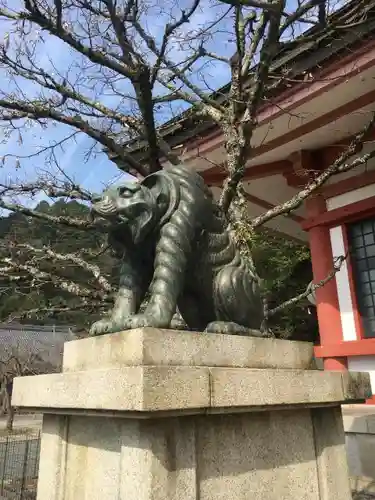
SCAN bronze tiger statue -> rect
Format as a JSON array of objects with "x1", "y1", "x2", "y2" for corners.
[{"x1": 89, "y1": 163, "x2": 267, "y2": 337}]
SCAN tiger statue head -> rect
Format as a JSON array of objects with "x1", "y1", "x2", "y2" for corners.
[{"x1": 91, "y1": 174, "x2": 180, "y2": 245}]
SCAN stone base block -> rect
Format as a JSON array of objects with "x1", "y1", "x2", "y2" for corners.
[
  {"x1": 11, "y1": 328, "x2": 371, "y2": 500},
  {"x1": 37, "y1": 407, "x2": 351, "y2": 500}
]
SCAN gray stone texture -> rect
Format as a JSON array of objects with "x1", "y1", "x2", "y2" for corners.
[
  {"x1": 62, "y1": 327, "x2": 315, "y2": 371},
  {"x1": 12, "y1": 364, "x2": 371, "y2": 413},
  {"x1": 11, "y1": 328, "x2": 368, "y2": 500},
  {"x1": 12, "y1": 329, "x2": 370, "y2": 413},
  {"x1": 312, "y1": 407, "x2": 352, "y2": 499},
  {"x1": 36, "y1": 409, "x2": 352, "y2": 500},
  {"x1": 343, "y1": 406, "x2": 375, "y2": 482}
]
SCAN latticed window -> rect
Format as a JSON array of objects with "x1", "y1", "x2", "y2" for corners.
[{"x1": 348, "y1": 216, "x2": 375, "y2": 338}]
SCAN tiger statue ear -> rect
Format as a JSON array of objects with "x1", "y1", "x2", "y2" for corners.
[{"x1": 140, "y1": 171, "x2": 180, "y2": 227}]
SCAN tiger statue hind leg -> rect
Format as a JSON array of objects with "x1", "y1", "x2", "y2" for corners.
[
  {"x1": 207, "y1": 261, "x2": 268, "y2": 336},
  {"x1": 205, "y1": 322, "x2": 268, "y2": 337},
  {"x1": 178, "y1": 264, "x2": 269, "y2": 337},
  {"x1": 179, "y1": 208, "x2": 269, "y2": 337}
]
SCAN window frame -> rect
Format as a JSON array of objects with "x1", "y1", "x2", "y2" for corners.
[{"x1": 346, "y1": 216, "x2": 375, "y2": 339}]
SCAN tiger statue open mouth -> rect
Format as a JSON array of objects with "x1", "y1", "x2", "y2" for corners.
[{"x1": 89, "y1": 163, "x2": 266, "y2": 338}]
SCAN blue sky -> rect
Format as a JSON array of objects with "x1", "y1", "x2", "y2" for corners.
[
  {"x1": 0, "y1": 0, "x2": 326, "y2": 211},
  {"x1": 0, "y1": 0, "x2": 236, "y2": 211}
]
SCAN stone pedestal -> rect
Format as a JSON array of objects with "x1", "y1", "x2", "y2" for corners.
[{"x1": 12, "y1": 328, "x2": 371, "y2": 500}]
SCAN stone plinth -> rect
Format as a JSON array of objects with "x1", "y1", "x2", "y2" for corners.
[{"x1": 12, "y1": 329, "x2": 371, "y2": 500}]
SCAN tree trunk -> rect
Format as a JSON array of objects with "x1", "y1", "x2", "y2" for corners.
[
  {"x1": 5, "y1": 391, "x2": 14, "y2": 432},
  {"x1": 6, "y1": 406, "x2": 14, "y2": 432}
]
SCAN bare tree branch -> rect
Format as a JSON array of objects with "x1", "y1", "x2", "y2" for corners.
[
  {"x1": 281, "y1": 0, "x2": 325, "y2": 33},
  {"x1": 266, "y1": 254, "x2": 346, "y2": 318},
  {"x1": 219, "y1": 0, "x2": 284, "y2": 214},
  {"x1": 219, "y1": 0, "x2": 283, "y2": 10},
  {"x1": 0, "y1": 98, "x2": 149, "y2": 176},
  {"x1": 0, "y1": 4, "x2": 136, "y2": 79},
  {"x1": 8, "y1": 302, "x2": 109, "y2": 322},
  {"x1": 0, "y1": 257, "x2": 109, "y2": 300},
  {"x1": 0, "y1": 180, "x2": 92, "y2": 201},
  {"x1": 0, "y1": 198, "x2": 98, "y2": 230},
  {"x1": 16, "y1": 243, "x2": 112, "y2": 292}
]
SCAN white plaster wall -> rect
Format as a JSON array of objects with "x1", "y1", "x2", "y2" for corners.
[
  {"x1": 348, "y1": 356, "x2": 375, "y2": 396},
  {"x1": 326, "y1": 183, "x2": 375, "y2": 211},
  {"x1": 329, "y1": 225, "x2": 358, "y2": 341}
]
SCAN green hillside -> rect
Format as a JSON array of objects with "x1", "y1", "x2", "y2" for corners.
[{"x1": 0, "y1": 199, "x2": 117, "y2": 328}]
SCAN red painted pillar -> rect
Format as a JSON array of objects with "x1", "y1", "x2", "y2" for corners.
[
  {"x1": 324, "y1": 357, "x2": 347, "y2": 370},
  {"x1": 305, "y1": 196, "x2": 347, "y2": 371}
]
